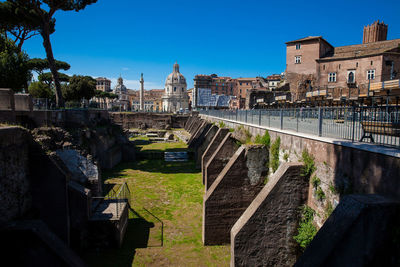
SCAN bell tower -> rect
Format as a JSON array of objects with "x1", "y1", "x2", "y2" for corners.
[{"x1": 363, "y1": 20, "x2": 388, "y2": 44}]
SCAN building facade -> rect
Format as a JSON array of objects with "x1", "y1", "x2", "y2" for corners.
[
  {"x1": 285, "y1": 21, "x2": 400, "y2": 102},
  {"x1": 162, "y1": 62, "x2": 189, "y2": 112},
  {"x1": 96, "y1": 77, "x2": 111, "y2": 92}
]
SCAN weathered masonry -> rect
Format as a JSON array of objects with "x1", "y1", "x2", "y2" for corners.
[{"x1": 185, "y1": 113, "x2": 400, "y2": 266}]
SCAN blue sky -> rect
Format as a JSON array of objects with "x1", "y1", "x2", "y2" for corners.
[{"x1": 22, "y1": 0, "x2": 400, "y2": 89}]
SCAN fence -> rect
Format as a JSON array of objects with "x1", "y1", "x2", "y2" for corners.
[
  {"x1": 200, "y1": 106, "x2": 400, "y2": 149},
  {"x1": 93, "y1": 182, "x2": 131, "y2": 219}
]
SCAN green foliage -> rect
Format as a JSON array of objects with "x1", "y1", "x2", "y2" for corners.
[
  {"x1": 301, "y1": 149, "x2": 316, "y2": 177},
  {"x1": 0, "y1": 33, "x2": 31, "y2": 92},
  {"x1": 255, "y1": 130, "x2": 270, "y2": 148},
  {"x1": 311, "y1": 175, "x2": 321, "y2": 189},
  {"x1": 28, "y1": 81, "x2": 54, "y2": 99},
  {"x1": 325, "y1": 202, "x2": 334, "y2": 219},
  {"x1": 95, "y1": 90, "x2": 118, "y2": 99},
  {"x1": 283, "y1": 152, "x2": 289, "y2": 162},
  {"x1": 294, "y1": 205, "x2": 317, "y2": 249},
  {"x1": 38, "y1": 72, "x2": 70, "y2": 85},
  {"x1": 270, "y1": 137, "x2": 281, "y2": 172},
  {"x1": 329, "y1": 183, "x2": 337, "y2": 194},
  {"x1": 218, "y1": 121, "x2": 226, "y2": 128},
  {"x1": 62, "y1": 75, "x2": 96, "y2": 101},
  {"x1": 316, "y1": 187, "x2": 326, "y2": 201},
  {"x1": 27, "y1": 58, "x2": 70, "y2": 75}
]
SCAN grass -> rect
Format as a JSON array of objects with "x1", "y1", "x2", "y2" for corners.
[
  {"x1": 131, "y1": 136, "x2": 188, "y2": 153},
  {"x1": 83, "y1": 141, "x2": 230, "y2": 267}
]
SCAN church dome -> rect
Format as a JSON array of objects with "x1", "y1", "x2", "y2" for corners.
[
  {"x1": 165, "y1": 62, "x2": 187, "y2": 87},
  {"x1": 114, "y1": 76, "x2": 127, "y2": 93}
]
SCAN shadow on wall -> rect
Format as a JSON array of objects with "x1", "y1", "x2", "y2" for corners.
[
  {"x1": 83, "y1": 208, "x2": 156, "y2": 267},
  {"x1": 332, "y1": 140, "x2": 400, "y2": 200}
]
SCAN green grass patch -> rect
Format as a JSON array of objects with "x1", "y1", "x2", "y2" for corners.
[
  {"x1": 301, "y1": 149, "x2": 316, "y2": 177},
  {"x1": 84, "y1": 155, "x2": 229, "y2": 266},
  {"x1": 270, "y1": 137, "x2": 281, "y2": 173}
]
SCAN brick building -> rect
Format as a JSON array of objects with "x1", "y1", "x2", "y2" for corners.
[
  {"x1": 285, "y1": 21, "x2": 400, "y2": 103},
  {"x1": 96, "y1": 77, "x2": 111, "y2": 92}
]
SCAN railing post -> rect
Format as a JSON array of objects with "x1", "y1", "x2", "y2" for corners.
[
  {"x1": 351, "y1": 105, "x2": 356, "y2": 142},
  {"x1": 296, "y1": 108, "x2": 299, "y2": 132},
  {"x1": 318, "y1": 107, "x2": 323, "y2": 137},
  {"x1": 259, "y1": 109, "x2": 261, "y2": 126},
  {"x1": 280, "y1": 109, "x2": 283, "y2": 130},
  {"x1": 245, "y1": 110, "x2": 248, "y2": 123},
  {"x1": 236, "y1": 109, "x2": 238, "y2": 121}
]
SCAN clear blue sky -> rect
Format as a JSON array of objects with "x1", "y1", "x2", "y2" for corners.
[{"x1": 22, "y1": 0, "x2": 400, "y2": 89}]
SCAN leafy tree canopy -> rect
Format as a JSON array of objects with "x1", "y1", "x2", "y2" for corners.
[
  {"x1": 0, "y1": 33, "x2": 31, "y2": 92},
  {"x1": 38, "y1": 72, "x2": 70, "y2": 85},
  {"x1": 63, "y1": 75, "x2": 96, "y2": 101},
  {"x1": 0, "y1": 0, "x2": 98, "y2": 107},
  {"x1": 27, "y1": 58, "x2": 70, "y2": 75},
  {"x1": 95, "y1": 90, "x2": 118, "y2": 99},
  {"x1": 28, "y1": 81, "x2": 54, "y2": 99}
]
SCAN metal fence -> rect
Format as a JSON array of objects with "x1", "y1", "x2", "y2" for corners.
[
  {"x1": 93, "y1": 182, "x2": 131, "y2": 218},
  {"x1": 200, "y1": 106, "x2": 400, "y2": 148}
]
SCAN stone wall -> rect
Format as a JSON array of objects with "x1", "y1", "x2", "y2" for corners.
[
  {"x1": 110, "y1": 112, "x2": 188, "y2": 129},
  {"x1": 0, "y1": 127, "x2": 31, "y2": 223},
  {"x1": 200, "y1": 115, "x2": 400, "y2": 200},
  {"x1": 295, "y1": 195, "x2": 400, "y2": 267},
  {"x1": 195, "y1": 125, "x2": 218, "y2": 168},
  {"x1": 203, "y1": 145, "x2": 268, "y2": 245},
  {"x1": 204, "y1": 132, "x2": 239, "y2": 190},
  {"x1": 201, "y1": 128, "x2": 230, "y2": 184},
  {"x1": 231, "y1": 163, "x2": 307, "y2": 267},
  {"x1": 14, "y1": 94, "x2": 33, "y2": 111}
]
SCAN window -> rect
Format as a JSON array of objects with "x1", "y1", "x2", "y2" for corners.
[
  {"x1": 323, "y1": 65, "x2": 325, "y2": 70},
  {"x1": 174, "y1": 87, "x2": 176, "y2": 91},
  {"x1": 296, "y1": 43, "x2": 301, "y2": 50},
  {"x1": 328, "y1": 72, "x2": 337, "y2": 82},
  {"x1": 367, "y1": 70, "x2": 375, "y2": 80},
  {"x1": 371, "y1": 61, "x2": 373, "y2": 66},
  {"x1": 339, "y1": 64, "x2": 341, "y2": 70},
  {"x1": 295, "y1": 56, "x2": 301, "y2": 64},
  {"x1": 240, "y1": 82, "x2": 242, "y2": 86},
  {"x1": 182, "y1": 88, "x2": 184, "y2": 92},
  {"x1": 347, "y1": 71, "x2": 355, "y2": 83},
  {"x1": 356, "y1": 62, "x2": 359, "y2": 68}
]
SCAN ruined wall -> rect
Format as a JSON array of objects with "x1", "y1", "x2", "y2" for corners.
[
  {"x1": 231, "y1": 163, "x2": 307, "y2": 267},
  {"x1": 203, "y1": 145, "x2": 268, "y2": 245},
  {"x1": 0, "y1": 127, "x2": 31, "y2": 223},
  {"x1": 110, "y1": 112, "x2": 188, "y2": 129}
]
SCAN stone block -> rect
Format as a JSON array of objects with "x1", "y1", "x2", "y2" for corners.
[
  {"x1": 295, "y1": 194, "x2": 400, "y2": 267},
  {"x1": 0, "y1": 88, "x2": 15, "y2": 111},
  {"x1": 195, "y1": 125, "x2": 219, "y2": 168},
  {"x1": 203, "y1": 145, "x2": 268, "y2": 245},
  {"x1": 201, "y1": 128, "x2": 230, "y2": 184},
  {"x1": 231, "y1": 163, "x2": 307, "y2": 267},
  {"x1": 189, "y1": 116, "x2": 202, "y2": 135},
  {"x1": 204, "y1": 132, "x2": 239, "y2": 190},
  {"x1": 14, "y1": 94, "x2": 33, "y2": 111},
  {"x1": 189, "y1": 122, "x2": 212, "y2": 150},
  {"x1": 188, "y1": 120, "x2": 205, "y2": 144}
]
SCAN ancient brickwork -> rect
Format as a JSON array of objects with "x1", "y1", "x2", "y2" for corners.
[
  {"x1": 195, "y1": 125, "x2": 218, "y2": 168},
  {"x1": 203, "y1": 145, "x2": 268, "y2": 245},
  {"x1": 204, "y1": 132, "x2": 239, "y2": 190},
  {"x1": 295, "y1": 195, "x2": 400, "y2": 267},
  {"x1": 231, "y1": 163, "x2": 307, "y2": 267}
]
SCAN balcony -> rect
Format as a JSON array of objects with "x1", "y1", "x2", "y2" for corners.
[{"x1": 306, "y1": 90, "x2": 327, "y2": 98}]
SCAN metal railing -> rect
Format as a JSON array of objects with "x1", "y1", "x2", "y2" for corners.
[
  {"x1": 200, "y1": 106, "x2": 400, "y2": 148},
  {"x1": 93, "y1": 182, "x2": 131, "y2": 218}
]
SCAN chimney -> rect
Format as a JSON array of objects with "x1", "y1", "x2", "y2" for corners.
[{"x1": 363, "y1": 20, "x2": 388, "y2": 44}]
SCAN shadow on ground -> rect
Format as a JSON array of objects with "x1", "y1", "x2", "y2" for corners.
[
  {"x1": 102, "y1": 160, "x2": 199, "y2": 182},
  {"x1": 83, "y1": 209, "x2": 156, "y2": 267}
]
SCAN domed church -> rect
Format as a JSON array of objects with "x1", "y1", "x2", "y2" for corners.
[{"x1": 162, "y1": 62, "x2": 189, "y2": 112}]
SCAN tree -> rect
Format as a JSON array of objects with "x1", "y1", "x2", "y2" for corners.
[
  {"x1": 1, "y1": 0, "x2": 98, "y2": 108},
  {"x1": 39, "y1": 72, "x2": 70, "y2": 87},
  {"x1": 0, "y1": 1, "x2": 41, "y2": 52},
  {"x1": 28, "y1": 81, "x2": 54, "y2": 99},
  {"x1": 95, "y1": 90, "x2": 118, "y2": 108},
  {"x1": 0, "y1": 33, "x2": 31, "y2": 92},
  {"x1": 63, "y1": 75, "x2": 96, "y2": 101},
  {"x1": 27, "y1": 57, "x2": 70, "y2": 76}
]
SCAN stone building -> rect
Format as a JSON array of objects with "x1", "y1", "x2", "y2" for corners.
[
  {"x1": 112, "y1": 77, "x2": 130, "y2": 110},
  {"x1": 285, "y1": 21, "x2": 400, "y2": 102},
  {"x1": 162, "y1": 62, "x2": 189, "y2": 112},
  {"x1": 96, "y1": 77, "x2": 111, "y2": 92}
]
